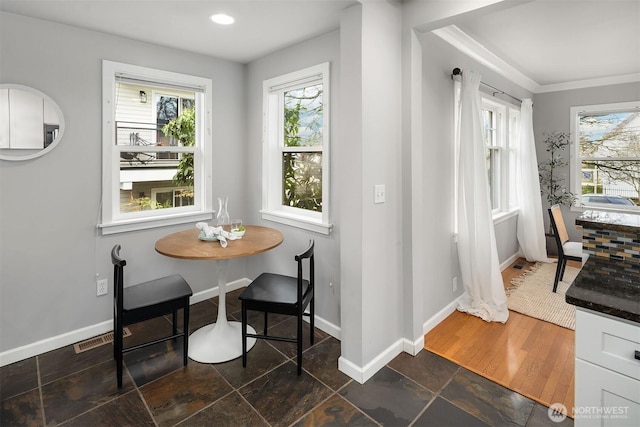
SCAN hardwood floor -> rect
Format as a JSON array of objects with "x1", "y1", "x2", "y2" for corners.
[{"x1": 424, "y1": 258, "x2": 580, "y2": 415}]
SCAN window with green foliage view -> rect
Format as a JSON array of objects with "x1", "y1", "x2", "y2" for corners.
[
  {"x1": 283, "y1": 84, "x2": 323, "y2": 212},
  {"x1": 101, "y1": 60, "x2": 213, "y2": 234},
  {"x1": 262, "y1": 63, "x2": 331, "y2": 234}
]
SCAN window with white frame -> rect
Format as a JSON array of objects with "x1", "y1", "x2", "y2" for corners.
[
  {"x1": 571, "y1": 101, "x2": 640, "y2": 211},
  {"x1": 261, "y1": 63, "x2": 331, "y2": 234},
  {"x1": 453, "y1": 83, "x2": 520, "y2": 224},
  {"x1": 481, "y1": 98, "x2": 519, "y2": 216},
  {"x1": 100, "y1": 61, "x2": 213, "y2": 234}
]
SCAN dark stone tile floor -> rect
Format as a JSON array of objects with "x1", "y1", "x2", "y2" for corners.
[{"x1": 1, "y1": 289, "x2": 573, "y2": 426}]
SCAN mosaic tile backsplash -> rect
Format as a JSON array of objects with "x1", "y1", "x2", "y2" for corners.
[{"x1": 582, "y1": 228, "x2": 640, "y2": 263}]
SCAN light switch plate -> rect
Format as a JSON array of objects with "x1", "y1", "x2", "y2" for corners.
[{"x1": 374, "y1": 184, "x2": 385, "y2": 204}]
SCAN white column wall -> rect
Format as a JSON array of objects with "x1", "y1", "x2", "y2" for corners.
[{"x1": 338, "y1": 1, "x2": 403, "y2": 381}]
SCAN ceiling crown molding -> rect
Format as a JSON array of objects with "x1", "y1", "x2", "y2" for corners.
[
  {"x1": 432, "y1": 25, "x2": 539, "y2": 93},
  {"x1": 432, "y1": 25, "x2": 640, "y2": 94},
  {"x1": 536, "y1": 73, "x2": 640, "y2": 94}
]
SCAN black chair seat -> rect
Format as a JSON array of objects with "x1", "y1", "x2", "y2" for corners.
[
  {"x1": 238, "y1": 240, "x2": 315, "y2": 375},
  {"x1": 239, "y1": 273, "x2": 309, "y2": 306},
  {"x1": 111, "y1": 244, "x2": 193, "y2": 388},
  {"x1": 124, "y1": 274, "x2": 192, "y2": 312}
]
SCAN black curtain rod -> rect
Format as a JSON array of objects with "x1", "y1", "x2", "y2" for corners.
[{"x1": 451, "y1": 68, "x2": 522, "y2": 104}]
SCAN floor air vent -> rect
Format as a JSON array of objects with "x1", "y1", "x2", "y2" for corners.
[
  {"x1": 512, "y1": 263, "x2": 526, "y2": 270},
  {"x1": 74, "y1": 328, "x2": 132, "y2": 354}
]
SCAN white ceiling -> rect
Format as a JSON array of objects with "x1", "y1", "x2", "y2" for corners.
[
  {"x1": 0, "y1": 0, "x2": 358, "y2": 64},
  {"x1": 1, "y1": 0, "x2": 639, "y2": 90},
  {"x1": 455, "y1": 0, "x2": 640, "y2": 88}
]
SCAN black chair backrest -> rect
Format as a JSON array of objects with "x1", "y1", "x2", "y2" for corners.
[
  {"x1": 111, "y1": 244, "x2": 126, "y2": 267},
  {"x1": 111, "y1": 244, "x2": 126, "y2": 311},
  {"x1": 295, "y1": 240, "x2": 314, "y2": 304}
]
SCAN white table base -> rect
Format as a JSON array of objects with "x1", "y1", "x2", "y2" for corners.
[
  {"x1": 188, "y1": 259, "x2": 257, "y2": 363},
  {"x1": 189, "y1": 320, "x2": 256, "y2": 363}
]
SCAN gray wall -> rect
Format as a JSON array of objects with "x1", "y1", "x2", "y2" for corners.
[
  {"x1": 244, "y1": 30, "x2": 343, "y2": 330},
  {"x1": 0, "y1": 12, "x2": 247, "y2": 352},
  {"x1": 338, "y1": 1, "x2": 404, "y2": 369},
  {"x1": 417, "y1": 31, "x2": 531, "y2": 321},
  {"x1": 532, "y1": 82, "x2": 640, "y2": 241},
  {"x1": 0, "y1": 11, "x2": 345, "y2": 358},
  {"x1": 5, "y1": 0, "x2": 625, "y2": 378}
]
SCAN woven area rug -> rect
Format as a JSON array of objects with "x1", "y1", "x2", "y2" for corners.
[{"x1": 507, "y1": 262, "x2": 579, "y2": 330}]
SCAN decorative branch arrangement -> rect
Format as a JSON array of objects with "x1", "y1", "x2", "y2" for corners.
[{"x1": 539, "y1": 131, "x2": 576, "y2": 207}]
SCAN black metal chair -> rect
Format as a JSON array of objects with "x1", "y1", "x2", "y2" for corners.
[
  {"x1": 548, "y1": 205, "x2": 584, "y2": 292},
  {"x1": 238, "y1": 240, "x2": 315, "y2": 375},
  {"x1": 111, "y1": 244, "x2": 193, "y2": 388}
]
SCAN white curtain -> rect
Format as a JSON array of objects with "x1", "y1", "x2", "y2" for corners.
[
  {"x1": 516, "y1": 99, "x2": 550, "y2": 262},
  {"x1": 456, "y1": 70, "x2": 509, "y2": 323}
]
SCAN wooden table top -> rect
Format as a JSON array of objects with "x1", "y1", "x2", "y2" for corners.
[{"x1": 155, "y1": 225, "x2": 283, "y2": 260}]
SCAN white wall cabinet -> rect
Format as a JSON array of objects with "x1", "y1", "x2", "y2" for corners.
[
  {"x1": 574, "y1": 308, "x2": 640, "y2": 426},
  {"x1": 0, "y1": 87, "x2": 58, "y2": 150}
]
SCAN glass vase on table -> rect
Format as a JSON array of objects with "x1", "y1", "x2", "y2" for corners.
[{"x1": 216, "y1": 197, "x2": 230, "y2": 232}]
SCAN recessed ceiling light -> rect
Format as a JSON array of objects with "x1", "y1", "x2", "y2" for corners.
[{"x1": 210, "y1": 13, "x2": 235, "y2": 25}]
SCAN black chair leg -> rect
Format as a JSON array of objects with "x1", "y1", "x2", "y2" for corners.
[
  {"x1": 242, "y1": 304, "x2": 247, "y2": 368},
  {"x1": 263, "y1": 311, "x2": 268, "y2": 335},
  {"x1": 173, "y1": 310, "x2": 178, "y2": 336},
  {"x1": 553, "y1": 258, "x2": 564, "y2": 293},
  {"x1": 182, "y1": 302, "x2": 189, "y2": 366},
  {"x1": 310, "y1": 296, "x2": 315, "y2": 346},
  {"x1": 559, "y1": 259, "x2": 568, "y2": 282},
  {"x1": 115, "y1": 322, "x2": 124, "y2": 389},
  {"x1": 297, "y1": 313, "x2": 303, "y2": 376},
  {"x1": 113, "y1": 316, "x2": 118, "y2": 360}
]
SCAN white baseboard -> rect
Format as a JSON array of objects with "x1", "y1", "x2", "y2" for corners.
[
  {"x1": 423, "y1": 294, "x2": 463, "y2": 336},
  {"x1": 305, "y1": 313, "x2": 341, "y2": 341},
  {"x1": 0, "y1": 278, "x2": 246, "y2": 367},
  {"x1": 336, "y1": 294, "x2": 468, "y2": 384},
  {"x1": 402, "y1": 335, "x2": 425, "y2": 356},
  {"x1": 500, "y1": 251, "x2": 523, "y2": 271},
  {"x1": 338, "y1": 338, "x2": 404, "y2": 384},
  {"x1": 0, "y1": 320, "x2": 113, "y2": 367},
  {"x1": 0, "y1": 278, "x2": 340, "y2": 367}
]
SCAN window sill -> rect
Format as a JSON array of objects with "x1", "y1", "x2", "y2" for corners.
[
  {"x1": 260, "y1": 210, "x2": 332, "y2": 235},
  {"x1": 99, "y1": 211, "x2": 214, "y2": 235},
  {"x1": 493, "y1": 208, "x2": 519, "y2": 225}
]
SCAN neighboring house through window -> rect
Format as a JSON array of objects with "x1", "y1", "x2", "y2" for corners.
[
  {"x1": 571, "y1": 101, "x2": 640, "y2": 211},
  {"x1": 261, "y1": 63, "x2": 331, "y2": 234},
  {"x1": 100, "y1": 61, "x2": 213, "y2": 234}
]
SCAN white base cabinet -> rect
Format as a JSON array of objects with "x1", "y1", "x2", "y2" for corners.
[{"x1": 574, "y1": 309, "x2": 640, "y2": 427}]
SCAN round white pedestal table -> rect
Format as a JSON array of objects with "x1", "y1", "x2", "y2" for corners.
[{"x1": 155, "y1": 225, "x2": 283, "y2": 363}]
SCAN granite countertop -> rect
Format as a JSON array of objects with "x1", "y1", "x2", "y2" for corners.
[
  {"x1": 566, "y1": 256, "x2": 640, "y2": 323},
  {"x1": 576, "y1": 209, "x2": 640, "y2": 233}
]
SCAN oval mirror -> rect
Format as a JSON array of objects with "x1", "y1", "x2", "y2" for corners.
[{"x1": 0, "y1": 84, "x2": 65, "y2": 161}]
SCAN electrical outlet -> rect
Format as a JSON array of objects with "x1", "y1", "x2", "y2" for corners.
[
  {"x1": 452, "y1": 277, "x2": 458, "y2": 293},
  {"x1": 97, "y1": 279, "x2": 108, "y2": 296}
]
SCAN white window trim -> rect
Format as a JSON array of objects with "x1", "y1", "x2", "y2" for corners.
[
  {"x1": 482, "y1": 96, "x2": 520, "y2": 219},
  {"x1": 99, "y1": 60, "x2": 213, "y2": 235},
  {"x1": 483, "y1": 99, "x2": 505, "y2": 214},
  {"x1": 261, "y1": 62, "x2": 332, "y2": 235},
  {"x1": 453, "y1": 83, "x2": 520, "y2": 229},
  {"x1": 570, "y1": 101, "x2": 640, "y2": 213}
]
